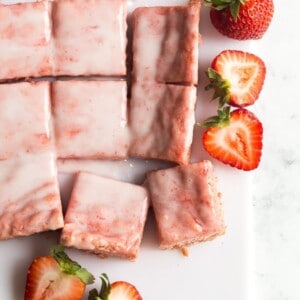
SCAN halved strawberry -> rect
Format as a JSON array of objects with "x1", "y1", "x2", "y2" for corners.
[
  {"x1": 206, "y1": 50, "x2": 266, "y2": 107},
  {"x1": 202, "y1": 109, "x2": 263, "y2": 171},
  {"x1": 89, "y1": 273, "x2": 142, "y2": 300},
  {"x1": 110, "y1": 281, "x2": 142, "y2": 300},
  {"x1": 24, "y1": 246, "x2": 94, "y2": 300}
]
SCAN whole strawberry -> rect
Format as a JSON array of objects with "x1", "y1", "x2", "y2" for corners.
[{"x1": 205, "y1": 0, "x2": 274, "y2": 40}]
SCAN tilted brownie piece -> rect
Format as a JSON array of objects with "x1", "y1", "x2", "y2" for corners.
[
  {"x1": 61, "y1": 172, "x2": 149, "y2": 260},
  {"x1": 53, "y1": 0, "x2": 127, "y2": 76},
  {"x1": 129, "y1": 82, "x2": 196, "y2": 165},
  {"x1": 0, "y1": 82, "x2": 52, "y2": 160},
  {"x1": 147, "y1": 161, "x2": 225, "y2": 250},
  {"x1": 132, "y1": 3, "x2": 200, "y2": 85},
  {"x1": 0, "y1": 152, "x2": 64, "y2": 240},
  {"x1": 0, "y1": 1, "x2": 53, "y2": 81},
  {"x1": 52, "y1": 80, "x2": 129, "y2": 159}
]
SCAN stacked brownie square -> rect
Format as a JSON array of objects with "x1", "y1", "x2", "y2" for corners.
[
  {"x1": 0, "y1": 2, "x2": 52, "y2": 81},
  {"x1": 52, "y1": 0, "x2": 127, "y2": 77},
  {"x1": 52, "y1": 81, "x2": 129, "y2": 160},
  {"x1": 61, "y1": 172, "x2": 149, "y2": 260}
]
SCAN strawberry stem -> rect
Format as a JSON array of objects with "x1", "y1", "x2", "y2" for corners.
[
  {"x1": 88, "y1": 274, "x2": 111, "y2": 300},
  {"x1": 199, "y1": 106, "x2": 231, "y2": 128},
  {"x1": 205, "y1": 68, "x2": 231, "y2": 107},
  {"x1": 50, "y1": 245, "x2": 95, "y2": 285},
  {"x1": 204, "y1": 0, "x2": 245, "y2": 20},
  {"x1": 199, "y1": 68, "x2": 232, "y2": 128}
]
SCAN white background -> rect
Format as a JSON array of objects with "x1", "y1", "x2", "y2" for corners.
[{"x1": 251, "y1": 1, "x2": 300, "y2": 299}]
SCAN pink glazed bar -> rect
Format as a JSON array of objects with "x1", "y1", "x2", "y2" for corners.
[
  {"x1": 132, "y1": 3, "x2": 200, "y2": 84},
  {"x1": 0, "y1": 81, "x2": 63, "y2": 239},
  {"x1": 53, "y1": 0, "x2": 127, "y2": 76},
  {"x1": 0, "y1": 82, "x2": 52, "y2": 160},
  {"x1": 147, "y1": 161, "x2": 225, "y2": 250},
  {"x1": 61, "y1": 172, "x2": 149, "y2": 260},
  {"x1": 52, "y1": 80, "x2": 129, "y2": 159},
  {"x1": 129, "y1": 82, "x2": 197, "y2": 165},
  {"x1": 0, "y1": 152, "x2": 64, "y2": 240},
  {"x1": 0, "y1": 1, "x2": 53, "y2": 81}
]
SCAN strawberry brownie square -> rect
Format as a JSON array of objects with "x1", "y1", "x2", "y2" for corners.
[
  {"x1": 132, "y1": 3, "x2": 200, "y2": 84},
  {"x1": 53, "y1": 0, "x2": 127, "y2": 76},
  {"x1": 0, "y1": 1, "x2": 52, "y2": 81},
  {"x1": 61, "y1": 172, "x2": 149, "y2": 260},
  {"x1": 147, "y1": 161, "x2": 225, "y2": 250},
  {"x1": 0, "y1": 152, "x2": 64, "y2": 240},
  {"x1": 52, "y1": 80, "x2": 129, "y2": 159},
  {"x1": 129, "y1": 82, "x2": 197, "y2": 165},
  {"x1": 0, "y1": 82, "x2": 52, "y2": 160}
]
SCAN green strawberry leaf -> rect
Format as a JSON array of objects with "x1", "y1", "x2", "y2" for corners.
[
  {"x1": 205, "y1": 68, "x2": 231, "y2": 107},
  {"x1": 50, "y1": 245, "x2": 95, "y2": 285},
  {"x1": 99, "y1": 274, "x2": 111, "y2": 300},
  {"x1": 199, "y1": 68, "x2": 233, "y2": 128},
  {"x1": 88, "y1": 289, "x2": 102, "y2": 300},
  {"x1": 88, "y1": 274, "x2": 111, "y2": 300},
  {"x1": 199, "y1": 106, "x2": 231, "y2": 128},
  {"x1": 204, "y1": 0, "x2": 245, "y2": 20}
]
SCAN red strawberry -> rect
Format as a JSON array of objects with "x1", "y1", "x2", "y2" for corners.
[
  {"x1": 205, "y1": 0, "x2": 274, "y2": 40},
  {"x1": 24, "y1": 246, "x2": 94, "y2": 300},
  {"x1": 202, "y1": 109, "x2": 263, "y2": 171},
  {"x1": 89, "y1": 273, "x2": 142, "y2": 300},
  {"x1": 110, "y1": 282, "x2": 142, "y2": 300},
  {"x1": 206, "y1": 50, "x2": 266, "y2": 107}
]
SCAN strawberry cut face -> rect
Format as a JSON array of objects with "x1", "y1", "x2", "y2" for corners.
[
  {"x1": 88, "y1": 274, "x2": 143, "y2": 300},
  {"x1": 203, "y1": 109, "x2": 263, "y2": 171},
  {"x1": 110, "y1": 281, "x2": 143, "y2": 300},
  {"x1": 212, "y1": 50, "x2": 266, "y2": 107},
  {"x1": 25, "y1": 256, "x2": 86, "y2": 300},
  {"x1": 24, "y1": 246, "x2": 94, "y2": 300},
  {"x1": 229, "y1": 65, "x2": 258, "y2": 92}
]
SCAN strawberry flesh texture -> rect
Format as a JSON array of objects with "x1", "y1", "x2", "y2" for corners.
[
  {"x1": 203, "y1": 109, "x2": 263, "y2": 171},
  {"x1": 212, "y1": 50, "x2": 266, "y2": 107},
  {"x1": 24, "y1": 256, "x2": 85, "y2": 300},
  {"x1": 210, "y1": 0, "x2": 274, "y2": 40},
  {"x1": 109, "y1": 281, "x2": 142, "y2": 300}
]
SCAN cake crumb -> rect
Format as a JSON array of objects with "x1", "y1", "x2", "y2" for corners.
[{"x1": 181, "y1": 247, "x2": 189, "y2": 257}]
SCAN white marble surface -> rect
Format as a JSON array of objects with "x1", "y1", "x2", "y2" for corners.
[{"x1": 251, "y1": 1, "x2": 300, "y2": 299}]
